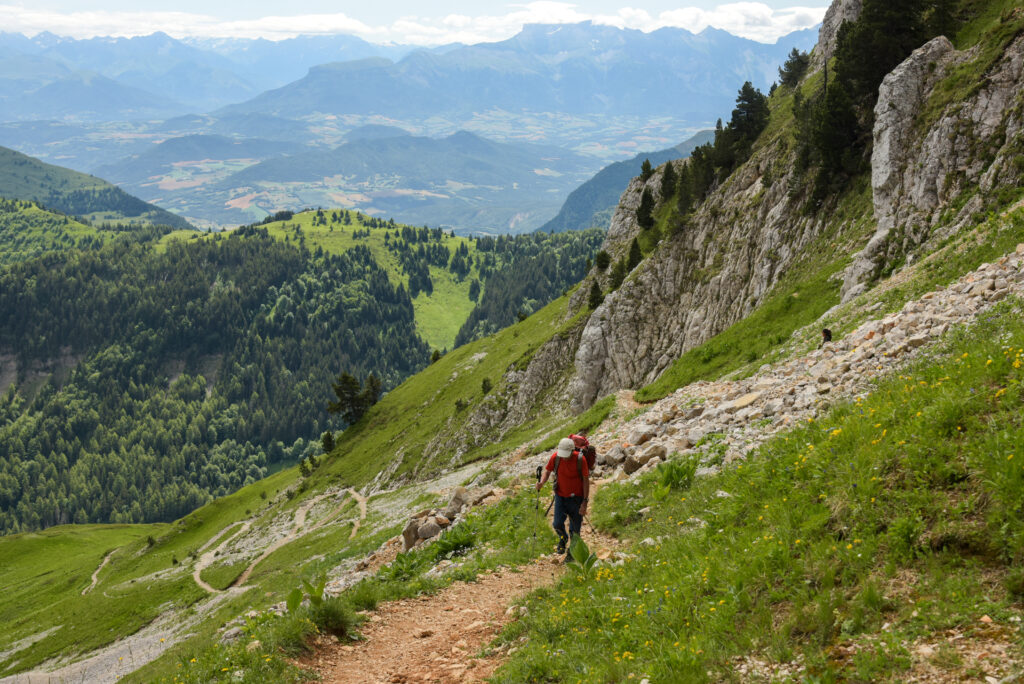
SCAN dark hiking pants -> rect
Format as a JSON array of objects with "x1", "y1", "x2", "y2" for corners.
[{"x1": 552, "y1": 495, "x2": 582, "y2": 550}]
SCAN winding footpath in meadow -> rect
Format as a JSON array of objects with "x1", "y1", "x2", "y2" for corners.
[
  {"x1": 81, "y1": 549, "x2": 116, "y2": 596},
  {"x1": 193, "y1": 521, "x2": 252, "y2": 593}
]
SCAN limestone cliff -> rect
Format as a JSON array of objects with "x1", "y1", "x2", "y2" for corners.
[
  {"x1": 843, "y1": 28, "x2": 1024, "y2": 299},
  {"x1": 413, "y1": 0, "x2": 1024, "y2": 466}
]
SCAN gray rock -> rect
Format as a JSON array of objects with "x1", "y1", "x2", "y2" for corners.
[
  {"x1": 221, "y1": 627, "x2": 243, "y2": 643},
  {"x1": 443, "y1": 486, "x2": 468, "y2": 520},
  {"x1": 623, "y1": 450, "x2": 655, "y2": 475},
  {"x1": 417, "y1": 520, "x2": 442, "y2": 540},
  {"x1": 627, "y1": 427, "x2": 655, "y2": 445},
  {"x1": 603, "y1": 445, "x2": 626, "y2": 466},
  {"x1": 640, "y1": 443, "x2": 668, "y2": 461},
  {"x1": 402, "y1": 518, "x2": 420, "y2": 552},
  {"x1": 682, "y1": 405, "x2": 705, "y2": 420}
]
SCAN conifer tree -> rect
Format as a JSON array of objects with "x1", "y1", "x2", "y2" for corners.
[
  {"x1": 640, "y1": 158, "x2": 653, "y2": 182},
  {"x1": 588, "y1": 280, "x2": 604, "y2": 309},
  {"x1": 636, "y1": 188, "x2": 655, "y2": 230},
  {"x1": 778, "y1": 48, "x2": 810, "y2": 88},
  {"x1": 627, "y1": 238, "x2": 642, "y2": 271},
  {"x1": 659, "y1": 161, "x2": 676, "y2": 202},
  {"x1": 609, "y1": 258, "x2": 627, "y2": 290}
]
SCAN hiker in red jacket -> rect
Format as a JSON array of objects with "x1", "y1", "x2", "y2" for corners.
[{"x1": 536, "y1": 437, "x2": 590, "y2": 556}]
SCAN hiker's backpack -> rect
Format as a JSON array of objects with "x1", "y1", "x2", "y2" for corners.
[
  {"x1": 570, "y1": 434, "x2": 597, "y2": 470},
  {"x1": 582, "y1": 446, "x2": 597, "y2": 470}
]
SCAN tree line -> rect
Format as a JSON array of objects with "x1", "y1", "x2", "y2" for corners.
[{"x1": 0, "y1": 227, "x2": 428, "y2": 533}]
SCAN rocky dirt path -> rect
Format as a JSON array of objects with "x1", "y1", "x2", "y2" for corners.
[
  {"x1": 310, "y1": 488, "x2": 620, "y2": 684},
  {"x1": 231, "y1": 493, "x2": 331, "y2": 588},
  {"x1": 81, "y1": 549, "x2": 116, "y2": 596},
  {"x1": 309, "y1": 562, "x2": 559, "y2": 684},
  {"x1": 347, "y1": 488, "x2": 367, "y2": 540},
  {"x1": 193, "y1": 520, "x2": 251, "y2": 593}
]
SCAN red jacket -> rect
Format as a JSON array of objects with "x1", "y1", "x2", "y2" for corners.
[{"x1": 546, "y1": 451, "x2": 589, "y2": 498}]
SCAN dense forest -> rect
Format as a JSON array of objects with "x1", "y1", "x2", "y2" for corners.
[
  {"x1": 0, "y1": 202, "x2": 604, "y2": 533},
  {"x1": 455, "y1": 230, "x2": 605, "y2": 345},
  {"x1": 0, "y1": 227, "x2": 428, "y2": 532}
]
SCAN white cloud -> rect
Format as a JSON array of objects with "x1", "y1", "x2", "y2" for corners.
[{"x1": 0, "y1": 2, "x2": 826, "y2": 44}]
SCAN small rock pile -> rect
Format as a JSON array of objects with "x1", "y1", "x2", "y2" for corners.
[{"x1": 400, "y1": 486, "x2": 507, "y2": 552}]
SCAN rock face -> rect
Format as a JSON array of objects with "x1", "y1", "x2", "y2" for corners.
[
  {"x1": 575, "y1": 245, "x2": 1024, "y2": 484},
  {"x1": 843, "y1": 32, "x2": 1024, "y2": 300},
  {"x1": 387, "y1": 0, "x2": 1024, "y2": 485},
  {"x1": 809, "y1": 0, "x2": 863, "y2": 70},
  {"x1": 567, "y1": 145, "x2": 832, "y2": 410}
]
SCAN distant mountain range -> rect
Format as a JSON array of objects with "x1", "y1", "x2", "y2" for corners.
[
  {"x1": 539, "y1": 129, "x2": 716, "y2": 233},
  {"x1": 220, "y1": 23, "x2": 816, "y2": 123},
  {"x1": 0, "y1": 31, "x2": 413, "y2": 117},
  {"x1": 0, "y1": 22, "x2": 816, "y2": 231},
  {"x1": 0, "y1": 145, "x2": 191, "y2": 229},
  {"x1": 0, "y1": 23, "x2": 814, "y2": 124}
]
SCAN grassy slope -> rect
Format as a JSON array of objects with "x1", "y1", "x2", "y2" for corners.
[
  {"x1": 314, "y1": 286, "x2": 591, "y2": 489},
  {"x1": 262, "y1": 212, "x2": 479, "y2": 352},
  {"x1": 0, "y1": 145, "x2": 190, "y2": 229},
  {"x1": 164, "y1": 211, "x2": 483, "y2": 351},
  {"x1": 0, "y1": 200, "x2": 111, "y2": 263},
  {"x1": 494, "y1": 297, "x2": 1024, "y2": 682},
  {"x1": 0, "y1": 470, "x2": 296, "y2": 674}
]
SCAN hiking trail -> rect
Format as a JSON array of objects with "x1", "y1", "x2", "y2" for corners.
[
  {"x1": 310, "y1": 496, "x2": 619, "y2": 684},
  {"x1": 230, "y1": 493, "x2": 331, "y2": 589},
  {"x1": 81, "y1": 549, "x2": 116, "y2": 596},
  {"x1": 347, "y1": 488, "x2": 367, "y2": 539},
  {"x1": 193, "y1": 521, "x2": 251, "y2": 593}
]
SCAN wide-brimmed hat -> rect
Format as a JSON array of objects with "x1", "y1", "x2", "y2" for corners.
[{"x1": 556, "y1": 437, "x2": 575, "y2": 458}]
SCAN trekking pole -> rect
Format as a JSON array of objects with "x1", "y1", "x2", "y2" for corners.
[{"x1": 533, "y1": 466, "x2": 542, "y2": 547}]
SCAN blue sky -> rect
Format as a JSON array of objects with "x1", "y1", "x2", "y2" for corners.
[{"x1": 0, "y1": 1, "x2": 828, "y2": 44}]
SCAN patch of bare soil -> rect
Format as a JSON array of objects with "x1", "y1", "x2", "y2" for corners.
[
  {"x1": 306, "y1": 562, "x2": 560, "y2": 684},
  {"x1": 901, "y1": 620, "x2": 1023, "y2": 683}
]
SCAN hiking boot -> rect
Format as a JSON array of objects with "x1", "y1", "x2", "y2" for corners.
[{"x1": 556, "y1": 540, "x2": 566, "y2": 555}]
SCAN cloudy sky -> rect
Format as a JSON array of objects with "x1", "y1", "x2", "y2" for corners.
[{"x1": 0, "y1": 1, "x2": 828, "y2": 44}]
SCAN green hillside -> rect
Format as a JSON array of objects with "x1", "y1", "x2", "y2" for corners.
[
  {"x1": 258, "y1": 210, "x2": 479, "y2": 351},
  {"x1": 0, "y1": 198, "x2": 116, "y2": 264},
  {"x1": 0, "y1": 145, "x2": 192, "y2": 229},
  {"x1": 180, "y1": 208, "x2": 604, "y2": 351}
]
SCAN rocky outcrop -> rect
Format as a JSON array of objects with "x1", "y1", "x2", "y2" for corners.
[
  {"x1": 842, "y1": 36, "x2": 959, "y2": 300},
  {"x1": 568, "y1": 143, "x2": 834, "y2": 409},
  {"x1": 488, "y1": 244, "x2": 1024, "y2": 488},
  {"x1": 809, "y1": 0, "x2": 862, "y2": 71},
  {"x1": 843, "y1": 31, "x2": 1024, "y2": 300}
]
